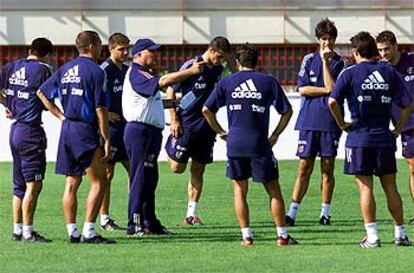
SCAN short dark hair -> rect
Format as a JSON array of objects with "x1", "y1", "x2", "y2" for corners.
[
  {"x1": 108, "y1": 33, "x2": 130, "y2": 49},
  {"x1": 75, "y1": 30, "x2": 101, "y2": 53},
  {"x1": 350, "y1": 31, "x2": 379, "y2": 59},
  {"x1": 315, "y1": 18, "x2": 338, "y2": 39},
  {"x1": 30, "y1": 38, "x2": 53, "y2": 57},
  {"x1": 235, "y1": 43, "x2": 258, "y2": 69},
  {"x1": 376, "y1": 30, "x2": 397, "y2": 45},
  {"x1": 209, "y1": 36, "x2": 231, "y2": 54}
]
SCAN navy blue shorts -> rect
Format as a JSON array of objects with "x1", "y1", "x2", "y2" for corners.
[
  {"x1": 226, "y1": 155, "x2": 279, "y2": 183},
  {"x1": 56, "y1": 120, "x2": 99, "y2": 176},
  {"x1": 296, "y1": 130, "x2": 340, "y2": 158},
  {"x1": 165, "y1": 131, "x2": 215, "y2": 164},
  {"x1": 344, "y1": 146, "x2": 397, "y2": 176},
  {"x1": 108, "y1": 123, "x2": 128, "y2": 164},
  {"x1": 401, "y1": 131, "x2": 414, "y2": 158},
  {"x1": 10, "y1": 122, "x2": 46, "y2": 198}
]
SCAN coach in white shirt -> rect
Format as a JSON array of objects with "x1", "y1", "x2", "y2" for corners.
[{"x1": 123, "y1": 38, "x2": 205, "y2": 236}]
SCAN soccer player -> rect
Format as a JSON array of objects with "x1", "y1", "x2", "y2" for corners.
[
  {"x1": 202, "y1": 43, "x2": 298, "y2": 246},
  {"x1": 37, "y1": 31, "x2": 115, "y2": 244},
  {"x1": 0, "y1": 38, "x2": 53, "y2": 243},
  {"x1": 165, "y1": 36, "x2": 231, "y2": 225},
  {"x1": 286, "y1": 18, "x2": 344, "y2": 226},
  {"x1": 329, "y1": 31, "x2": 412, "y2": 248},
  {"x1": 99, "y1": 32, "x2": 130, "y2": 230},
  {"x1": 376, "y1": 30, "x2": 414, "y2": 224},
  {"x1": 123, "y1": 38, "x2": 205, "y2": 236}
]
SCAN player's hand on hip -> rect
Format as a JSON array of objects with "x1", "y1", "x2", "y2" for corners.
[
  {"x1": 170, "y1": 119, "x2": 182, "y2": 138},
  {"x1": 340, "y1": 122, "x2": 352, "y2": 132},
  {"x1": 391, "y1": 128, "x2": 401, "y2": 138},
  {"x1": 101, "y1": 140, "x2": 111, "y2": 162},
  {"x1": 218, "y1": 131, "x2": 228, "y2": 141}
]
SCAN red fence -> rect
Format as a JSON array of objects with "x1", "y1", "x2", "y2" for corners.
[{"x1": 1, "y1": 44, "x2": 413, "y2": 86}]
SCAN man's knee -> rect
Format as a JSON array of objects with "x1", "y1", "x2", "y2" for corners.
[{"x1": 168, "y1": 159, "x2": 186, "y2": 174}]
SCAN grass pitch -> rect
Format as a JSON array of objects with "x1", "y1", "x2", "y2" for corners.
[{"x1": 0, "y1": 160, "x2": 413, "y2": 273}]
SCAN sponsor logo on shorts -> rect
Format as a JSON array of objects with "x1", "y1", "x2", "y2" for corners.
[
  {"x1": 34, "y1": 173, "x2": 43, "y2": 181},
  {"x1": 144, "y1": 155, "x2": 156, "y2": 167},
  {"x1": 175, "y1": 151, "x2": 183, "y2": 159},
  {"x1": 345, "y1": 147, "x2": 352, "y2": 163},
  {"x1": 176, "y1": 144, "x2": 187, "y2": 152},
  {"x1": 147, "y1": 154, "x2": 155, "y2": 162}
]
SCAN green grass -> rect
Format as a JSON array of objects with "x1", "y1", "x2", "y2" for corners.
[{"x1": 1, "y1": 160, "x2": 413, "y2": 273}]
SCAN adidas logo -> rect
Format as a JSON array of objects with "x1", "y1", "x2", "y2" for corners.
[
  {"x1": 61, "y1": 65, "x2": 81, "y2": 84},
  {"x1": 9, "y1": 67, "x2": 29, "y2": 87},
  {"x1": 231, "y1": 79, "x2": 262, "y2": 99},
  {"x1": 114, "y1": 79, "x2": 120, "y2": 85},
  {"x1": 361, "y1": 71, "x2": 389, "y2": 90}
]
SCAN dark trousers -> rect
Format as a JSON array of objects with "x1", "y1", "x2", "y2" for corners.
[{"x1": 124, "y1": 122, "x2": 162, "y2": 228}]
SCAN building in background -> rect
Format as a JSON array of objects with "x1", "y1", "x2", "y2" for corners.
[
  {"x1": 1, "y1": 0, "x2": 413, "y2": 85},
  {"x1": 0, "y1": 0, "x2": 413, "y2": 161}
]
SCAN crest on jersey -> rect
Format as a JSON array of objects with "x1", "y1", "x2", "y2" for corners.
[{"x1": 175, "y1": 151, "x2": 183, "y2": 159}]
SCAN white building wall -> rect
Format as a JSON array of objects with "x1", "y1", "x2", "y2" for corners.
[{"x1": 1, "y1": 9, "x2": 413, "y2": 45}]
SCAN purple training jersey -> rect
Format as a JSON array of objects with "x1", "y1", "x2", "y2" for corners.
[
  {"x1": 331, "y1": 60, "x2": 412, "y2": 148},
  {"x1": 295, "y1": 51, "x2": 344, "y2": 132},
  {"x1": 205, "y1": 70, "x2": 292, "y2": 157},
  {"x1": 100, "y1": 58, "x2": 128, "y2": 124},
  {"x1": 1, "y1": 59, "x2": 51, "y2": 124},
  {"x1": 174, "y1": 56, "x2": 223, "y2": 133},
  {"x1": 39, "y1": 56, "x2": 107, "y2": 125},
  {"x1": 390, "y1": 52, "x2": 414, "y2": 132}
]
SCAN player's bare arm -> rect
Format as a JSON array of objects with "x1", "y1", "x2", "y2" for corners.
[
  {"x1": 328, "y1": 97, "x2": 351, "y2": 131},
  {"x1": 298, "y1": 86, "x2": 330, "y2": 97},
  {"x1": 96, "y1": 107, "x2": 110, "y2": 162},
  {"x1": 268, "y1": 107, "x2": 293, "y2": 147},
  {"x1": 392, "y1": 102, "x2": 414, "y2": 138},
  {"x1": 202, "y1": 106, "x2": 227, "y2": 140},
  {"x1": 321, "y1": 48, "x2": 336, "y2": 93},
  {"x1": 158, "y1": 60, "x2": 206, "y2": 89},
  {"x1": 166, "y1": 86, "x2": 182, "y2": 137},
  {"x1": 36, "y1": 90, "x2": 65, "y2": 121},
  {"x1": 0, "y1": 88, "x2": 5, "y2": 105}
]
